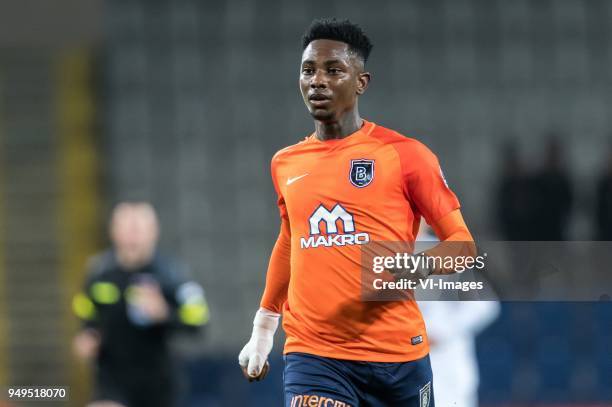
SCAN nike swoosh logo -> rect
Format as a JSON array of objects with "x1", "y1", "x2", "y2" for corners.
[{"x1": 286, "y1": 174, "x2": 309, "y2": 185}]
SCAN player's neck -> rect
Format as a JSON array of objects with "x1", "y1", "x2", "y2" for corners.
[
  {"x1": 314, "y1": 112, "x2": 363, "y2": 141},
  {"x1": 115, "y1": 248, "x2": 154, "y2": 270}
]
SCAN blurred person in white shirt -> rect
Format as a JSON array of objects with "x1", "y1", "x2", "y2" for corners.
[{"x1": 417, "y1": 223, "x2": 500, "y2": 407}]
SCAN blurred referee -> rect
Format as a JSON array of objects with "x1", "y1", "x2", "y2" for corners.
[{"x1": 72, "y1": 202, "x2": 209, "y2": 407}]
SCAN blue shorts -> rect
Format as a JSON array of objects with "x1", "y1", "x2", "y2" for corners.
[{"x1": 283, "y1": 352, "x2": 434, "y2": 407}]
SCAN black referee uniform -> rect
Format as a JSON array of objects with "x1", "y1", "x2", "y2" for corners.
[{"x1": 73, "y1": 250, "x2": 209, "y2": 407}]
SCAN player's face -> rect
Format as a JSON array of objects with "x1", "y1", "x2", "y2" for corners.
[
  {"x1": 110, "y1": 205, "x2": 159, "y2": 267},
  {"x1": 300, "y1": 39, "x2": 369, "y2": 122}
]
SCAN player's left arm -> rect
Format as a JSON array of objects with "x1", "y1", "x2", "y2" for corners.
[
  {"x1": 403, "y1": 140, "x2": 476, "y2": 274},
  {"x1": 425, "y1": 209, "x2": 478, "y2": 274},
  {"x1": 170, "y1": 269, "x2": 210, "y2": 332},
  {"x1": 169, "y1": 279, "x2": 210, "y2": 332},
  {"x1": 156, "y1": 260, "x2": 210, "y2": 332}
]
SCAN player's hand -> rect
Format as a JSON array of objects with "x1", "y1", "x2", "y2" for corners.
[
  {"x1": 73, "y1": 329, "x2": 100, "y2": 360},
  {"x1": 130, "y1": 282, "x2": 169, "y2": 322},
  {"x1": 240, "y1": 360, "x2": 270, "y2": 382},
  {"x1": 238, "y1": 308, "x2": 280, "y2": 382}
]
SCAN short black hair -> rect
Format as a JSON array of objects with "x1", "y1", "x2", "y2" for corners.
[{"x1": 302, "y1": 18, "x2": 373, "y2": 64}]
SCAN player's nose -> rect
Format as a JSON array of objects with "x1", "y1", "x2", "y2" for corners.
[{"x1": 310, "y1": 70, "x2": 327, "y2": 89}]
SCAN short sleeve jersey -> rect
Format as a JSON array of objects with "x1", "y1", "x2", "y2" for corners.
[{"x1": 271, "y1": 120, "x2": 460, "y2": 362}]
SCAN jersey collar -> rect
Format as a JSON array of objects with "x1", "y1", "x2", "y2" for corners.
[{"x1": 307, "y1": 119, "x2": 376, "y2": 146}]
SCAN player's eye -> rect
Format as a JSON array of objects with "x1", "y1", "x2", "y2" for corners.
[
  {"x1": 328, "y1": 68, "x2": 342, "y2": 74},
  {"x1": 301, "y1": 67, "x2": 314, "y2": 75}
]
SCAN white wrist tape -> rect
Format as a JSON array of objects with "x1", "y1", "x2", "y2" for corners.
[
  {"x1": 253, "y1": 308, "x2": 280, "y2": 335},
  {"x1": 238, "y1": 307, "x2": 281, "y2": 377}
]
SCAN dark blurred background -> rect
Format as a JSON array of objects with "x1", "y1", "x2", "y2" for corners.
[{"x1": 0, "y1": 0, "x2": 611, "y2": 405}]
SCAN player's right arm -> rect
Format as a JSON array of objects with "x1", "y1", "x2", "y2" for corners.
[
  {"x1": 238, "y1": 155, "x2": 291, "y2": 381},
  {"x1": 72, "y1": 254, "x2": 106, "y2": 360},
  {"x1": 259, "y1": 217, "x2": 291, "y2": 313}
]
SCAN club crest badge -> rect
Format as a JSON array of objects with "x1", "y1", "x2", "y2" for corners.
[
  {"x1": 349, "y1": 159, "x2": 375, "y2": 188},
  {"x1": 419, "y1": 381, "x2": 431, "y2": 407}
]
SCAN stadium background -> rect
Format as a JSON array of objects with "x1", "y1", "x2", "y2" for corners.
[{"x1": 0, "y1": 0, "x2": 611, "y2": 405}]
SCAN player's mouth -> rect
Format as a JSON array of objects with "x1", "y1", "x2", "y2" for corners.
[{"x1": 308, "y1": 93, "x2": 331, "y2": 107}]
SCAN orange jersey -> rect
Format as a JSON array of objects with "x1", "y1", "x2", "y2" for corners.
[{"x1": 264, "y1": 120, "x2": 460, "y2": 362}]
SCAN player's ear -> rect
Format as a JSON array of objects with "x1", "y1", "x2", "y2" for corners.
[{"x1": 356, "y1": 72, "x2": 371, "y2": 95}]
